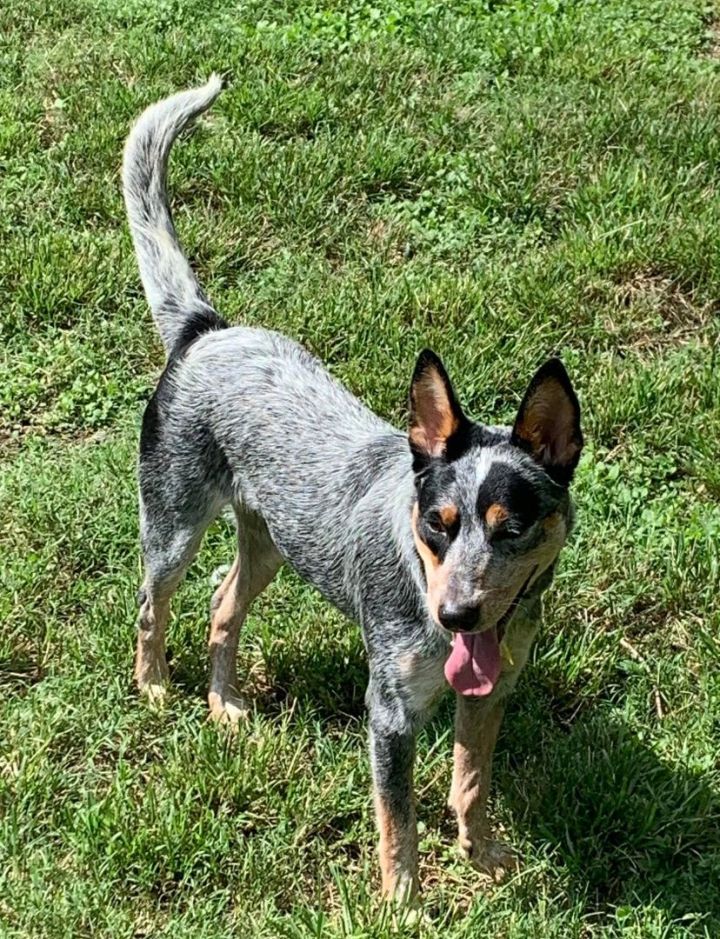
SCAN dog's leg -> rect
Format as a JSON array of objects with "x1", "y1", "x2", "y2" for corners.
[
  {"x1": 135, "y1": 467, "x2": 221, "y2": 701},
  {"x1": 208, "y1": 512, "x2": 281, "y2": 724},
  {"x1": 448, "y1": 694, "x2": 516, "y2": 880},
  {"x1": 368, "y1": 690, "x2": 419, "y2": 904},
  {"x1": 135, "y1": 522, "x2": 205, "y2": 702}
]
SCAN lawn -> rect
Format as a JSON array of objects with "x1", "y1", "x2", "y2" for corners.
[{"x1": 1, "y1": 0, "x2": 719, "y2": 935}]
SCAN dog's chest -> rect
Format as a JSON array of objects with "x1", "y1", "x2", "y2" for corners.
[{"x1": 397, "y1": 649, "x2": 448, "y2": 715}]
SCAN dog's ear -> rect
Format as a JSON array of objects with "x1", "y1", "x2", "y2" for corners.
[
  {"x1": 409, "y1": 350, "x2": 468, "y2": 470},
  {"x1": 511, "y1": 358, "x2": 583, "y2": 486}
]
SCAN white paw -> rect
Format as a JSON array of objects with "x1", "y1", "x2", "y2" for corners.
[
  {"x1": 463, "y1": 837, "x2": 518, "y2": 882},
  {"x1": 138, "y1": 680, "x2": 168, "y2": 705},
  {"x1": 208, "y1": 691, "x2": 250, "y2": 726}
]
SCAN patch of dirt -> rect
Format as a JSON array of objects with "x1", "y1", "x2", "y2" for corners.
[
  {"x1": 39, "y1": 94, "x2": 68, "y2": 148},
  {"x1": 702, "y1": 19, "x2": 720, "y2": 59},
  {"x1": 598, "y1": 268, "x2": 716, "y2": 354},
  {"x1": 367, "y1": 217, "x2": 411, "y2": 265}
]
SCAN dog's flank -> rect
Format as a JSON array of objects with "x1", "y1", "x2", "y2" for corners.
[
  {"x1": 122, "y1": 75, "x2": 227, "y2": 356},
  {"x1": 124, "y1": 79, "x2": 583, "y2": 906}
]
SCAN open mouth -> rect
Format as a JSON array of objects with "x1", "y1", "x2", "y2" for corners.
[{"x1": 443, "y1": 566, "x2": 538, "y2": 698}]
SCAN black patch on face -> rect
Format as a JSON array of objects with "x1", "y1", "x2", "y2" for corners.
[
  {"x1": 477, "y1": 462, "x2": 541, "y2": 534},
  {"x1": 410, "y1": 420, "x2": 509, "y2": 471},
  {"x1": 442, "y1": 422, "x2": 507, "y2": 464},
  {"x1": 414, "y1": 462, "x2": 457, "y2": 561}
]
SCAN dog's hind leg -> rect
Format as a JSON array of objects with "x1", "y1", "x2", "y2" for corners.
[
  {"x1": 208, "y1": 510, "x2": 282, "y2": 724},
  {"x1": 135, "y1": 486, "x2": 220, "y2": 702}
]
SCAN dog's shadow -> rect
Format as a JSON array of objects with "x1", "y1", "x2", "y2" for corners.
[
  {"x1": 264, "y1": 645, "x2": 720, "y2": 929},
  {"x1": 170, "y1": 589, "x2": 718, "y2": 929},
  {"x1": 429, "y1": 674, "x2": 719, "y2": 930},
  {"x1": 170, "y1": 596, "x2": 369, "y2": 725}
]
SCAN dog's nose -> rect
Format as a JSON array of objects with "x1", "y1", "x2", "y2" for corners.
[{"x1": 438, "y1": 602, "x2": 480, "y2": 632}]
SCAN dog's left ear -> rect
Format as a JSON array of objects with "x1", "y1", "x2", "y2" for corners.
[
  {"x1": 409, "y1": 349, "x2": 469, "y2": 470},
  {"x1": 511, "y1": 358, "x2": 583, "y2": 486}
]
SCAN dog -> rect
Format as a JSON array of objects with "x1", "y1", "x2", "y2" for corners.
[{"x1": 122, "y1": 76, "x2": 583, "y2": 904}]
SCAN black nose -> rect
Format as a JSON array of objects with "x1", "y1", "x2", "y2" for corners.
[{"x1": 438, "y1": 602, "x2": 480, "y2": 632}]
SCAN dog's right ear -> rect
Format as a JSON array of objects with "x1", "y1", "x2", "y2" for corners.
[
  {"x1": 409, "y1": 350, "x2": 469, "y2": 471},
  {"x1": 511, "y1": 358, "x2": 583, "y2": 486}
]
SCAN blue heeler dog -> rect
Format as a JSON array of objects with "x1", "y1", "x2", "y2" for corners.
[{"x1": 123, "y1": 77, "x2": 583, "y2": 904}]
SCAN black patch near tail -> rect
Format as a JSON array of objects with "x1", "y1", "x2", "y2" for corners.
[
  {"x1": 168, "y1": 303, "x2": 228, "y2": 360},
  {"x1": 140, "y1": 304, "x2": 228, "y2": 462}
]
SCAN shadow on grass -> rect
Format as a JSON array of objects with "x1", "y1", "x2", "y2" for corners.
[
  {"x1": 255, "y1": 628, "x2": 369, "y2": 724},
  {"x1": 491, "y1": 683, "x2": 720, "y2": 931},
  {"x1": 265, "y1": 649, "x2": 720, "y2": 929},
  {"x1": 170, "y1": 611, "x2": 718, "y2": 929},
  {"x1": 169, "y1": 617, "x2": 369, "y2": 724}
]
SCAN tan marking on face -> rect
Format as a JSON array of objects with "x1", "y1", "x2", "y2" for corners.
[
  {"x1": 473, "y1": 511, "x2": 569, "y2": 628},
  {"x1": 522, "y1": 512, "x2": 568, "y2": 580},
  {"x1": 411, "y1": 503, "x2": 452, "y2": 624},
  {"x1": 439, "y1": 503, "x2": 459, "y2": 528},
  {"x1": 485, "y1": 503, "x2": 509, "y2": 528},
  {"x1": 374, "y1": 791, "x2": 418, "y2": 900},
  {"x1": 542, "y1": 511, "x2": 566, "y2": 541}
]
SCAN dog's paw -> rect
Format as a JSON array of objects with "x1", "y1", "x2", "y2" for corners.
[
  {"x1": 137, "y1": 673, "x2": 169, "y2": 706},
  {"x1": 208, "y1": 691, "x2": 250, "y2": 726},
  {"x1": 135, "y1": 650, "x2": 170, "y2": 701},
  {"x1": 144, "y1": 682, "x2": 168, "y2": 704},
  {"x1": 137, "y1": 682, "x2": 169, "y2": 710},
  {"x1": 461, "y1": 837, "x2": 518, "y2": 882}
]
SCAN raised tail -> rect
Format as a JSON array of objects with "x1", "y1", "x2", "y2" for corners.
[{"x1": 123, "y1": 75, "x2": 226, "y2": 356}]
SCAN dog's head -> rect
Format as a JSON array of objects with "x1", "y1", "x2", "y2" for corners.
[{"x1": 409, "y1": 350, "x2": 582, "y2": 636}]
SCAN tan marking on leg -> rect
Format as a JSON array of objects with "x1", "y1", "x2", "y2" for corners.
[
  {"x1": 396, "y1": 651, "x2": 445, "y2": 712},
  {"x1": 135, "y1": 592, "x2": 171, "y2": 701},
  {"x1": 210, "y1": 558, "x2": 239, "y2": 614},
  {"x1": 374, "y1": 792, "x2": 418, "y2": 903},
  {"x1": 207, "y1": 533, "x2": 282, "y2": 725},
  {"x1": 449, "y1": 697, "x2": 517, "y2": 880},
  {"x1": 208, "y1": 557, "x2": 249, "y2": 725}
]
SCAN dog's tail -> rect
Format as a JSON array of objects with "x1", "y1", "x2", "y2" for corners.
[{"x1": 123, "y1": 75, "x2": 226, "y2": 356}]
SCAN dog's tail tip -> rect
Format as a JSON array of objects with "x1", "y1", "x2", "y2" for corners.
[
  {"x1": 189, "y1": 73, "x2": 224, "y2": 109},
  {"x1": 206, "y1": 72, "x2": 224, "y2": 95},
  {"x1": 123, "y1": 73, "x2": 224, "y2": 170}
]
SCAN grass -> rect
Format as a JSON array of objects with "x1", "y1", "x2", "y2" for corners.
[{"x1": 1, "y1": 0, "x2": 719, "y2": 935}]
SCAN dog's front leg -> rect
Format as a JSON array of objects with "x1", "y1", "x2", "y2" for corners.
[
  {"x1": 448, "y1": 694, "x2": 516, "y2": 880},
  {"x1": 368, "y1": 694, "x2": 419, "y2": 904}
]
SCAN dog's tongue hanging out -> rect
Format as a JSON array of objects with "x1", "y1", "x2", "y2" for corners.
[{"x1": 444, "y1": 630, "x2": 501, "y2": 696}]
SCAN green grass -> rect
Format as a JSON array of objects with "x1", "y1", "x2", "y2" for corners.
[{"x1": 2, "y1": 0, "x2": 720, "y2": 935}]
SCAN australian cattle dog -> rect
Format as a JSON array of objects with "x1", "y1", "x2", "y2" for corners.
[{"x1": 123, "y1": 77, "x2": 583, "y2": 904}]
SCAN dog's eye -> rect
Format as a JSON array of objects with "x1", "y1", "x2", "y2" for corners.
[
  {"x1": 493, "y1": 525, "x2": 523, "y2": 542},
  {"x1": 426, "y1": 514, "x2": 447, "y2": 536}
]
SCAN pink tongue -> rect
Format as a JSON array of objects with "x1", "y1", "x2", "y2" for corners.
[{"x1": 444, "y1": 630, "x2": 501, "y2": 696}]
